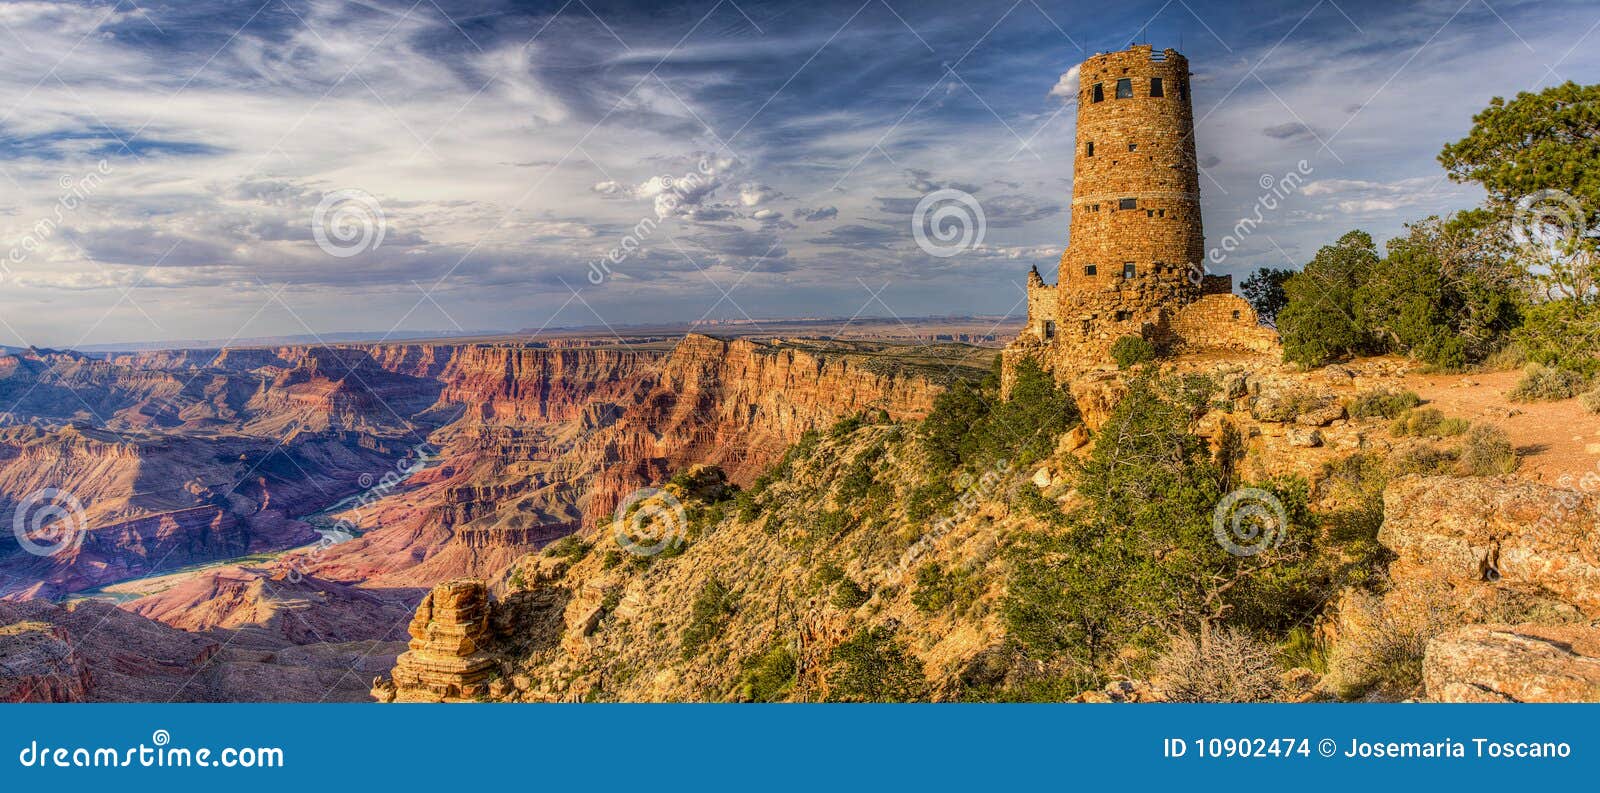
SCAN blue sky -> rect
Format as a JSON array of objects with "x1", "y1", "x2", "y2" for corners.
[{"x1": 0, "y1": 0, "x2": 1595, "y2": 347}]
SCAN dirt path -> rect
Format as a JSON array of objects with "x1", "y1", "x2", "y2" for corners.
[{"x1": 1403, "y1": 366, "x2": 1599, "y2": 484}]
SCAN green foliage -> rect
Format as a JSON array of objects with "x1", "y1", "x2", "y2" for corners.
[
  {"x1": 1277, "y1": 217, "x2": 1523, "y2": 370},
  {"x1": 914, "y1": 357, "x2": 1078, "y2": 512},
  {"x1": 1439, "y1": 80, "x2": 1600, "y2": 241},
  {"x1": 544, "y1": 534, "x2": 592, "y2": 563},
  {"x1": 812, "y1": 561, "x2": 846, "y2": 591},
  {"x1": 680, "y1": 577, "x2": 738, "y2": 660},
  {"x1": 1508, "y1": 363, "x2": 1589, "y2": 402},
  {"x1": 905, "y1": 481, "x2": 956, "y2": 523},
  {"x1": 911, "y1": 562, "x2": 981, "y2": 615},
  {"x1": 1277, "y1": 231, "x2": 1379, "y2": 367},
  {"x1": 1110, "y1": 335, "x2": 1156, "y2": 368},
  {"x1": 1512, "y1": 300, "x2": 1600, "y2": 377},
  {"x1": 1389, "y1": 407, "x2": 1446, "y2": 437},
  {"x1": 1457, "y1": 423, "x2": 1518, "y2": 476},
  {"x1": 1241, "y1": 267, "x2": 1293, "y2": 325},
  {"x1": 825, "y1": 626, "x2": 930, "y2": 702},
  {"x1": 836, "y1": 441, "x2": 886, "y2": 504},
  {"x1": 1356, "y1": 213, "x2": 1524, "y2": 370},
  {"x1": 734, "y1": 644, "x2": 797, "y2": 702},
  {"x1": 829, "y1": 577, "x2": 870, "y2": 610},
  {"x1": 1003, "y1": 376, "x2": 1326, "y2": 682},
  {"x1": 1349, "y1": 388, "x2": 1422, "y2": 419}
]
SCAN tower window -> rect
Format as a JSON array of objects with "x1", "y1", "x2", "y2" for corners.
[
  {"x1": 1084, "y1": 264, "x2": 1097, "y2": 276},
  {"x1": 1115, "y1": 78, "x2": 1132, "y2": 99},
  {"x1": 1086, "y1": 141, "x2": 1094, "y2": 157},
  {"x1": 1115, "y1": 310, "x2": 1132, "y2": 322},
  {"x1": 1150, "y1": 77, "x2": 1164, "y2": 97},
  {"x1": 1122, "y1": 262, "x2": 1136, "y2": 279},
  {"x1": 1179, "y1": 80, "x2": 1188, "y2": 101},
  {"x1": 1146, "y1": 209, "x2": 1154, "y2": 217},
  {"x1": 1231, "y1": 310, "x2": 1242, "y2": 320},
  {"x1": 1118, "y1": 197, "x2": 1137, "y2": 210},
  {"x1": 1091, "y1": 83, "x2": 1104, "y2": 103},
  {"x1": 1127, "y1": 142, "x2": 1137, "y2": 152},
  {"x1": 1044, "y1": 320, "x2": 1056, "y2": 339}
]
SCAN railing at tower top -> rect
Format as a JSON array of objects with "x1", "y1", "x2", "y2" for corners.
[{"x1": 1150, "y1": 51, "x2": 1168, "y2": 61}]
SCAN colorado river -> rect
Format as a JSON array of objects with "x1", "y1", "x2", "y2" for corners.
[{"x1": 63, "y1": 445, "x2": 438, "y2": 605}]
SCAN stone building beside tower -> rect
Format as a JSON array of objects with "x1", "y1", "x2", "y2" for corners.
[{"x1": 1004, "y1": 45, "x2": 1276, "y2": 387}]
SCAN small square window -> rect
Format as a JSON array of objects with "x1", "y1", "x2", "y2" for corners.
[
  {"x1": 1115, "y1": 78, "x2": 1132, "y2": 99},
  {"x1": 1146, "y1": 209, "x2": 1154, "y2": 217},
  {"x1": 1091, "y1": 83, "x2": 1104, "y2": 103},
  {"x1": 1118, "y1": 197, "x2": 1137, "y2": 210},
  {"x1": 1231, "y1": 310, "x2": 1241, "y2": 320},
  {"x1": 1158, "y1": 209, "x2": 1165, "y2": 217},
  {"x1": 1084, "y1": 264, "x2": 1097, "y2": 276},
  {"x1": 1115, "y1": 310, "x2": 1132, "y2": 322},
  {"x1": 1150, "y1": 77, "x2": 1164, "y2": 97},
  {"x1": 1092, "y1": 204, "x2": 1099, "y2": 211},
  {"x1": 1122, "y1": 262, "x2": 1136, "y2": 279},
  {"x1": 1086, "y1": 141, "x2": 1094, "y2": 157},
  {"x1": 1128, "y1": 142, "x2": 1137, "y2": 152}
]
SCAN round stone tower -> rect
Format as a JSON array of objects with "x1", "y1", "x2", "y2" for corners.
[{"x1": 1054, "y1": 44, "x2": 1202, "y2": 367}]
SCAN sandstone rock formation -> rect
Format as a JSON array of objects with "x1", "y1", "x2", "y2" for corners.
[
  {"x1": 377, "y1": 579, "x2": 498, "y2": 702},
  {"x1": 1423, "y1": 624, "x2": 1600, "y2": 702}
]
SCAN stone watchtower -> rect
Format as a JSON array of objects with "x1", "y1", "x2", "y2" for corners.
[{"x1": 1005, "y1": 45, "x2": 1276, "y2": 386}]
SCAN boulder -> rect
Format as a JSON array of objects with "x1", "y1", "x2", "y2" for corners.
[
  {"x1": 1286, "y1": 427, "x2": 1322, "y2": 448},
  {"x1": 1424, "y1": 624, "x2": 1600, "y2": 702},
  {"x1": 1380, "y1": 476, "x2": 1600, "y2": 619}
]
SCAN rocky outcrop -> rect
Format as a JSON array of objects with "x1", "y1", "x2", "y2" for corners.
[
  {"x1": 1380, "y1": 476, "x2": 1600, "y2": 619},
  {"x1": 1424, "y1": 624, "x2": 1600, "y2": 702},
  {"x1": 0, "y1": 620, "x2": 91, "y2": 702},
  {"x1": 376, "y1": 579, "x2": 497, "y2": 702}
]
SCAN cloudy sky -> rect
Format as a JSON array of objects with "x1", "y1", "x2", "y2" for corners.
[{"x1": 0, "y1": 0, "x2": 1594, "y2": 347}]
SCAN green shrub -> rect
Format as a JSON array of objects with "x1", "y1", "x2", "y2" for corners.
[
  {"x1": 825, "y1": 626, "x2": 929, "y2": 702},
  {"x1": 544, "y1": 534, "x2": 592, "y2": 563},
  {"x1": 734, "y1": 644, "x2": 798, "y2": 702},
  {"x1": 680, "y1": 577, "x2": 738, "y2": 660},
  {"x1": 812, "y1": 561, "x2": 846, "y2": 591},
  {"x1": 1456, "y1": 424, "x2": 1517, "y2": 476},
  {"x1": 1389, "y1": 407, "x2": 1444, "y2": 437},
  {"x1": 1110, "y1": 335, "x2": 1156, "y2": 368},
  {"x1": 1349, "y1": 388, "x2": 1422, "y2": 419},
  {"x1": 1436, "y1": 417, "x2": 1471, "y2": 436},
  {"x1": 830, "y1": 577, "x2": 869, "y2": 610},
  {"x1": 911, "y1": 562, "x2": 980, "y2": 614},
  {"x1": 1508, "y1": 364, "x2": 1587, "y2": 402}
]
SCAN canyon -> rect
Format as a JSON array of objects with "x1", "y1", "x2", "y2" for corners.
[{"x1": 0, "y1": 333, "x2": 975, "y2": 701}]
